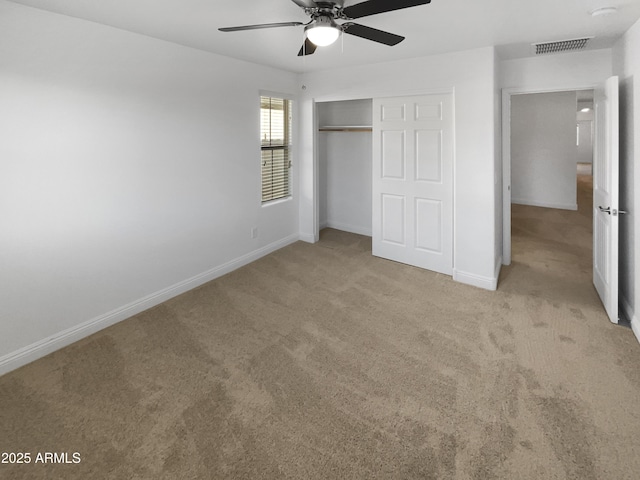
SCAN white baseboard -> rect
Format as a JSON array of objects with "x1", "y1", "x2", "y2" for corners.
[
  {"x1": 299, "y1": 232, "x2": 317, "y2": 243},
  {"x1": 325, "y1": 221, "x2": 372, "y2": 237},
  {"x1": 453, "y1": 267, "x2": 499, "y2": 291},
  {"x1": 494, "y1": 256, "x2": 503, "y2": 289},
  {"x1": 512, "y1": 198, "x2": 578, "y2": 211},
  {"x1": 620, "y1": 293, "x2": 640, "y2": 345},
  {"x1": 632, "y1": 318, "x2": 640, "y2": 346},
  {"x1": 0, "y1": 234, "x2": 300, "y2": 377}
]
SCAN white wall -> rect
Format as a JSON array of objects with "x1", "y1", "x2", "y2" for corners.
[
  {"x1": 576, "y1": 122, "x2": 594, "y2": 165},
  {"x1": 501, "y1": 49, "x2": 613, "y2": 90},
  {"x1": 511, "y1": 91, "x2": 578, "y2": 210},
  {"x1": 317, "y1": 99, "x2": 372, "y2": 236},
  {"x1": 0, "y1": 2, "x2": 299, "y2": 373},
  {"x1": 576, "y1": 120, "x2": 593, "y2": 165},
  {"x1": 613, "y1": 17, "x2": 640, "y2": 342},
  {"x1": 299, "y1": 47, "x2": 499, "y2": 290},
  {"x1": 576, "y1": 99, "x2": 594, "y2": 165},
  {"x1": 317, "y1": 99, "x2": 372, "y2": 128},
  {"x1": 318, "y1": 132, "x2": 373, "y2": 236}
]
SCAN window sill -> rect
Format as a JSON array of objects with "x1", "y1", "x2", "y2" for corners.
[
  {"x1": 318, "y1": 125, "x2": 372, "y2": 132},
  {"x1": 261, "y1": 196, "x2": 293, "y2": 208}
]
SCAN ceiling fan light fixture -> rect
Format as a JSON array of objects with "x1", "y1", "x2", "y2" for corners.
[{"x1": 305, "y1": 16, "x2": 341, "y2": 47}]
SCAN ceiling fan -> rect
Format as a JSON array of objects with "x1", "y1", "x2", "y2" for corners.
[{"x1": 219, "y1": 0, "x2": 432, "y2": 56}]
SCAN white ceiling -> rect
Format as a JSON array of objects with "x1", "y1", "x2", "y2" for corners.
[{"x1": 7, "y1": 0, "x2": 640, "y2": 73}]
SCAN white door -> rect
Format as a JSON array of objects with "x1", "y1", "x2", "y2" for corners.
[
  {"x1": 593, "y1": 76, "x2": 620, "y2": 323},
  {"x1": 372, "y1": 94, "x2": 453, "y2": 274}
]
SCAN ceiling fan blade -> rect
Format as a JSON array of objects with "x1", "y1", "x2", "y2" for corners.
[
  {"x1": 343, "y1": 0, "x2": 430, "y2": 19},
  {"x1": 342, "y1": 23, "x2": 404, "y2": 46},
  {"x1": 290, "y1": 0, "x2": 317, "y2": 8},
  {"x1": 297, "y1": 38, "x2": 318, "y2": 56},
  {"x1": 219, "y1": 22, "x2": 303, "y2": 32}
]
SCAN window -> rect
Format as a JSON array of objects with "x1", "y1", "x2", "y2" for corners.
[{"x1": 261, "y1": 96, "x2": 292, "y2": 203}]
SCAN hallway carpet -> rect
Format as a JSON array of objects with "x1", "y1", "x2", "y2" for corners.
[{"x1": 2, "y1": 177, "x2": 639, "y2": 479}]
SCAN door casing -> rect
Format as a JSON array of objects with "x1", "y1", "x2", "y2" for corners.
[{"x1": 501, "y1": 84, "x2": 599, "y2": 266}]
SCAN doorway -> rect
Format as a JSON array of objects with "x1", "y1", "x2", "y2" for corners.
[
  {"x1": 317, "y1": 98, "x2": 373, "y2": 237},
  {"x1": 503, "y1": 78, "x2": 621, "y2": 322},
  {"x1": 502, "y1": 85, "x2": 597, "y2": 266},
  {"x1": 504, "y1": 88, "x2": 597, "y2": 305}
]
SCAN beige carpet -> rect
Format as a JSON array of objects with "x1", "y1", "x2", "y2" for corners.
[{"x1": 2, "y1": 175, "x2": 640, "y2": 479}]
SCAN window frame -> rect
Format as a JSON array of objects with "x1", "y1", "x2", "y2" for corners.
[{"x1": 260, "y1": 93, "x2": 294, "y2": 205}]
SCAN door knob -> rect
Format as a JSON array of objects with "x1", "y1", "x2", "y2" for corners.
[{"x1": 598, "y1": 206, "x2": 611, "y2": 214}]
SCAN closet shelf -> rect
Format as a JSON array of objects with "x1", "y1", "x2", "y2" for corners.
[{"x1": 318, "y1": 125, "x2": 372, "y2": 132}]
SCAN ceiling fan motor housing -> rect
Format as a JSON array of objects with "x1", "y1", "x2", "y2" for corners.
[
  {"x1": 305, "y1": 2, "x2": 344, "y2": 18},
  {"x1": 306, "y1": 13, "x2": 340, "y2": 31}
]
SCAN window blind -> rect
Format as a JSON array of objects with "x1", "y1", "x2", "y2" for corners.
[{"x1": 261, "y1": 96, "x2": 292, "y2": 203}]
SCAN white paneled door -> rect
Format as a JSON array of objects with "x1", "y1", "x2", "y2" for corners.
[
  {"x1": 593, "y1": 76, "x2": 620, "y2": 323},
  {"x1": 372, "y1": 94, "x2": 453, "y2": 275}
]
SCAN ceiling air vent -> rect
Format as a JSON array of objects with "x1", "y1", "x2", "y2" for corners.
[{"x1": 533, "y1": 37, "x2": 592, "y2": 55}]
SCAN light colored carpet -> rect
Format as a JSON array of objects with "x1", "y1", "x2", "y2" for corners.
[{"x1": 1, "y1": 175, "x2": 639, "y2": 479}]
